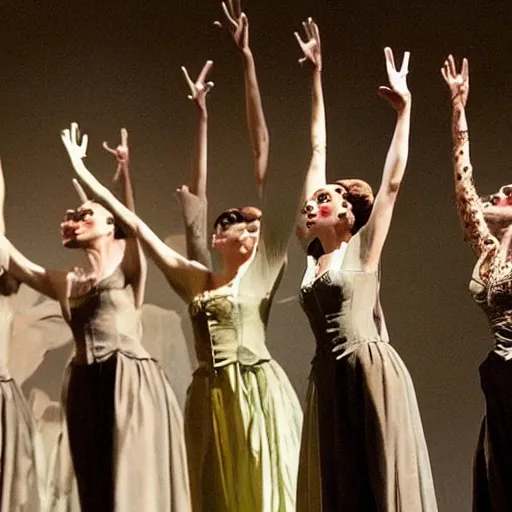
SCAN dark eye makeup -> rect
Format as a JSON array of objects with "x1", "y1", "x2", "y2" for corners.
[
  {"x1": 65, "y1": 209, "x2": 94, "y2": 222},
  {"x1": 317, "y1": 192, "x2": 329, "y2": 203},
  {"x1": 214, "y1": 211, "x2": 248, "y2": 231}
]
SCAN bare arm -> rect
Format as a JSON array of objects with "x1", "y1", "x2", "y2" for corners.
[
  {"x1": 248, "y1": 19, "x2": 326, "y2": 282},
  {"x1": 181, "y1": 61, "x2": 213, "y2": 199},
  {"x1": 294, "y1": 19, "x2": 326, "y2": 244},
  {"x1": 0, "y1": 163, "x2": 63, "y2": 298},
  {"x1": 177, "y1": 62, "x2": 214, "y2": 268},
  {"x1": 242, "y1": 47, "x2": 269, "y2": 193},
  {"x1": 63, "y1": 124, "x2": 209, "y2": 302},
  {"x1": 441, "y1": 55, "x2": 497, "y2": 279},
  {"x1": 362, "y1": 48, "x2": 411, "y2": 271},
  {"x1": 103, "y1": 128, "x2": 147, "y2": 307},
  {"x1": 216, "y1": 2, "x2": 269, "y2": 195},
  {"x1": 0, "y1": 235, "x2": 63, "y2": 300}
]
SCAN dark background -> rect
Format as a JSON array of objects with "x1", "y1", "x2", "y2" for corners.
[{"x1": 3, "y1": 1, "x2": 512, "y2": 510}]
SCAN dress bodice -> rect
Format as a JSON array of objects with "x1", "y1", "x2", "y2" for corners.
[
  {"x1": 188, "y1": 258, "x2": 282, "y2": 370},
  {"x1": 68, "y1": 266, "x2": 148, "y2": 364},
  {"x1": 471, "y1": 257, "x2": 512, "y2": 358},
  {"x1": 300, "y1": 230, "x2": 389, "y2": 360}
]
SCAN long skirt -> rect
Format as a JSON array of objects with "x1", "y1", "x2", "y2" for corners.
[
  {"x1": 47, "y1": 352, "x2": 191, "y2": 512},
  {"x1": 0, "y1": 377, "x2": 46, "y2": 512},
  {"x1": 185, "y1": 360, "x2": 303, "y2": 511},
  {"x1": 473, "y1": 351, "x2": 512, "y2": 511},
  {"x1": 297, "y1": 340, "x2": 438, "y2": 511}
]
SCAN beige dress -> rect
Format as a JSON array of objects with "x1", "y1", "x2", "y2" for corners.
[
  {"x1": 297, "y1": 230, "x2": 438, "y2": 511},
  {"x1": 48, "y1": 267, "x2": 191, "y2": 512},
  {"x1": 178, "y1": 190, "x2": 303, "y2": 511},
  {"x1": 0, "y1": 273, "x2": 46, "y2": 511}
]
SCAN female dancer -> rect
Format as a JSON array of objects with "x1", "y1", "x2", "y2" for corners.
[
  {"x1": 295, "y1": 19, "x2": 437, "y2": 511},
  {"x1": 1, "y1": 129, "x2": 191, "y2": 512},
  {"x1": 173, "y1": 5, "x2": 302, "y2": 510},
  {"x1": 63, "y1": 18, "x2": 303, "y2": 506},
  {"x1": 442, "y1": 55, "x2": 512, "y2": 511},
  {"x1": 0, "y1": 161, "x2": 46, "y2": 511}
]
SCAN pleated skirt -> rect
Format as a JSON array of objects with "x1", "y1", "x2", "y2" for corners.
[
  {"x1": 0, "y1": 377, "x2": 46, "y2": 512},
  {"x1": 297, "y1": 340, "x2": 438, "y2": 512},
  {"x1": 473, "y1": 351, "x2": 512, "y2": 511},
  {"x1": 47, "y1": 352, "x2": 191, "y2": 512},
  {"x1": 185, "y1": 360, "x2": 303, "y2": 512}
]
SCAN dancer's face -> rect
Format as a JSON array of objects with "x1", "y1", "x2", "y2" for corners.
[
  {"x1": 211, "y1": 210, "x2": 261, "y2": 258},
  {"x1": 61, "y1": 201, "x2": 115, "y2": 248},
  {"x1": 301, "y1": 184, "x2": 355, "y2": 237},
  {"x1": 482, "y1": 184, "x2": 512, "y2": 237},
  {"x1": 484, "y1": 185, "x2": 512, "y2": 208}
]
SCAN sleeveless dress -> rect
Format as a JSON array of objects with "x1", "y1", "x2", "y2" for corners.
[
  {"x1": 178, "y1": 190, "x2": 303, "y2": 512},
  {"x1": 297, "y1": 229, "x2": 438, "y2": 511},
  {"x1": 48, "y1": 266, "x2": 191, "y2": 512},
  {"x1": 0, "y1": 292, "x2": 46, "y2": 512},
  {"x1": 471, "y1": 255, "x2": 512, "y2": 511}
]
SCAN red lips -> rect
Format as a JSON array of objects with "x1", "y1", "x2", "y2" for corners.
[{"x1": 319, "y1": 205, "x2": 331, "y2": 217}]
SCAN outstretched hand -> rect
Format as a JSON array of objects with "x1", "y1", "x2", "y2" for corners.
[
  {"x1": 61, "y1": 123, "x2": 88, "y2": 162},
  {"x1": 182, "y1": 61, "x2": 214, "y2": 112},
  {"x1": 214, "y1": 1, "x2": 249, "y2": 51},
  {"x1": 103, "y1": 128, "x2": 129, "y2": 181},
  {"x1": 294, "y1": 18, "x2": 322, "y2": 71},
  {"x1": 441, "y1": 55, "x2": 469, "y2": 107},
  {"x1": 378, "y1": 47, "x2": 411, "y2": 112}
]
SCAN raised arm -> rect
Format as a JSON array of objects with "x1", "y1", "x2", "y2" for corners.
[
  {"x1": 294, "y1": 18, "x2": 326, "y2": 244},
  {"x1": 362, "y1": 47, "x2": 411, "y2": 271},
  {"x1": 216, "y1": 2, "x2": 269, "y2": 194},
  {"x1": 177, "y1": 61, "x2": 214, "y2": 268},
  {"x1": 62, "y1": 124, "x2": 209, "y2": 302},
  {"x1": 103, "y1": 128, "x2": 147, "y2": 307},
  {"x1": 441, "y1": 55, "x2": 496, "y2": 267},
  {"x1": 181, "y1": 61, "x2": 213, "y2": 199}
]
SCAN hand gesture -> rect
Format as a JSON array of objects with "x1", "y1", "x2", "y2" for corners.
[
  {"x1": 103, "y1": 128, "x2": 129, "y2": 181},
  {"x1": 61, "y1": 122, "x2": 88, "y2": 162},
  {"x1": 441, "y1": 55, "x2": 469, "y2": 107},
  {"x1": 294, "y1": 18, "x2": 322, "y2": 71},
  {"x1": 181, "y1": 61, "x2": 214, "y2": 112},
  {"x1": 103, "y1": 128, "x2": 129, "y2": 166},
  {"x1": 214, "y1": 1, "x2": 249, "y2": 52},
  {"x1": 378, "y1": 47, "x2": 411, "y2": 112}
]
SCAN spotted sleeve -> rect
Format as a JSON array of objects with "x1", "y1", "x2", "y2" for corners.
[{"x1": 453, "y1": 130, "x2": 497, "y2": 280}]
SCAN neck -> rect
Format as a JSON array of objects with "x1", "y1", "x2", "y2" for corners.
[
  {"x1": 317, "y1": 226, "x2": 352, "y2": 255},
  {"x1": 82, "y1": 238, "x2": 119, "y2": 278},
  {"x1": 218, "y1": 250, "x2": 252, "y2": 286}
]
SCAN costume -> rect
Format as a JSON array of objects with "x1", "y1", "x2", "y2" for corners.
[
  {"x1": 48, "y1": 267, "x2": 191, "y2": 512},
  {"x1": 297, "y1": 232, "x2": 437, "y2": 511}
]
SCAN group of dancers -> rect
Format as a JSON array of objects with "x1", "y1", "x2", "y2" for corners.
[{"x1": 0, "y1": 3, "x2": 510, "y2": 512}]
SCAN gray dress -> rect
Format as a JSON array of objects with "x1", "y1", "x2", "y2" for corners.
[
  {"x1": 48, "y1": 267, "x2": 191, "y2": 512},
  {"x1": 297, "y1": 229, "x2": 437, "y2": 511},
  {"x1": 0, "y1": 292, "x2": 46, "y2": 512}
]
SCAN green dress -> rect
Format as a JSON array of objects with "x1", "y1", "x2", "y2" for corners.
[{"x1": 178, "y1": 189, "x2": 303, "y2": 511}]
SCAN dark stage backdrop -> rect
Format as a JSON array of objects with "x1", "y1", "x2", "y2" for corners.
[{"x1": 3, "y1": 1, "x2": 512, "y2": 510}]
